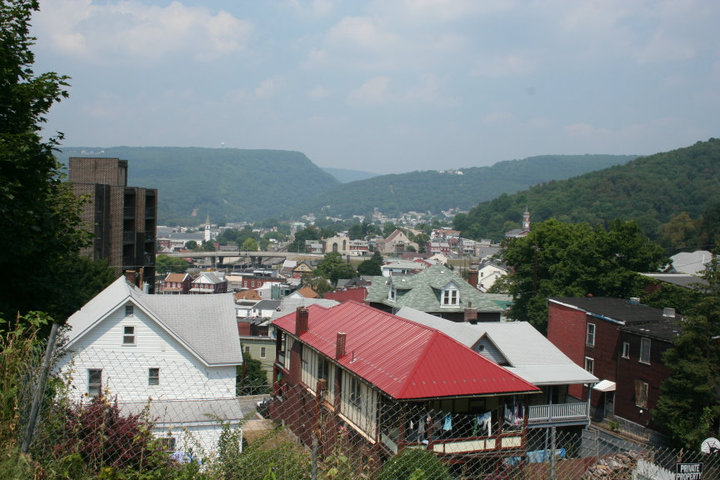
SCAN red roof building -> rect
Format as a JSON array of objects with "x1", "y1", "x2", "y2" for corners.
[
  {"x1": 322, "y1": 286, "x2": 367, "y2": 303},
  {"x1": 271, "y1": 301, "x2": 539, "y2": 466}
]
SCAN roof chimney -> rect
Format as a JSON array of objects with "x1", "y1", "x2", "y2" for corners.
[
  {"x1": 295, "y1": 306, "x2": 309, "y2": 336},
  {"x1": 336, "y1": 332, "x2": 347, "y2": 359},
  {"x1": 464, "y1": 302, "x2": 478, "y2": 324},
  {"x1": 663, "y1": 307, "x2": 676, "y2": 318},
  {"x1": 467, "y1": 269, "x2": 479, "y2": 290},
  {"x1": 124, "y1": 270, "x2": 137, "y2": 286}
]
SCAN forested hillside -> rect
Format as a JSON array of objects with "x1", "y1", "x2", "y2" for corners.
[
  {"x1": 322, "y1": 167, "x2": 379, "y2": 183},
  {"x1": 56, "y1": 147, "x2": 341, "y2": 225},
  {"x1": 453, "y1": 138, "x2": 720, "y2": 245},
  {"x1": 295, "y1": 155, "x2": 636, "y2": 218}
]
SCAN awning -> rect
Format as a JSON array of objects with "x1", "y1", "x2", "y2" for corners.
[{"x1": 593, "y1": 380, "x2": 616, "y2": 392}]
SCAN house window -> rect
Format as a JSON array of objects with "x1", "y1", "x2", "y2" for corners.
[
  {"x1": 622, "y1": 341, "x2": 630, "y2": 359},
  {"x1": 88, "y1": 369, "x2": 102, "y2": 396},
  {"x1": 317, "y1": 358, "x2": 329, "y2": 381},
  {"x1": 639, "y1": 337, "x2": 651, "y2": 364},
  {"x1": 350, "y1": 377, "x2": 362, "y2": 408},
  {"x1": 158, "y1": 436, "x2": 176, "y2": 451},
  {"x1": 584, "y1": 356, "x2": 594, "y2": 374},
  {"x1": 125, "y1": 304, "x2": 134, "y2": 316},
  {"x1": 148, "y1": 368, "x2": 160, "y2": 386},
  {"x1": 441, "y1": 287, "x2": 459, "y2": 306},
  {"x1": 244, "y1": 346, "x2": 250, "y2": 354},
  {"x1": 260, "y1": 347, "x2": 266, "y2": 358},
  {"x1": 586, "y1": 323, "x2": 596, "y2": 347},
  {"x1": 123, "y1": 326, "x2": 135, "y2": 345},
  {"x1": 388, "y1": 286, "x2": 396, "y2": 302},
  {"x1": 634, "y1": 379, "x2": 649, "y2": 409}
]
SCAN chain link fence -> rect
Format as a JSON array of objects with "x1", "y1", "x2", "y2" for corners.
[{"x1": 8, "y1": 339, "x2": 720, "y2": 479}]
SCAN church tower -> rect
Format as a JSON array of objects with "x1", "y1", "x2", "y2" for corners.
[{"x1": 522, "y1": 206, "x2": 530, "y2": 232}]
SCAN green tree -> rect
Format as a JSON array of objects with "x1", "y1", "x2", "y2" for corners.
[
  {"x1": 357, "y1": 251, "x2": 383, "y2": 276},
  {"x1": 383, "y1": 222, "x2": 397, "y2": 237},
  {"x1": 241, "y1": 237, "x2": 259, "y2": 251},
  {"x1": 155, "y1": 254, "x2": 190, "y2": 275},
  {"x1": 348, "y1": 223, "x2": 363, "y2": 240},
  {"x1": 498, "y1": 219, "x2": 666, "y2": 332},
  {"x1": 237, "y1": 352, "x2": 269, "y2": 395},
  {"x1": 315, "y1": 252, "x2": 357, "y2": 286},
  {"x1": 185, "y1": 240, "x2": 198, "y2": 250},
  {"x1": 201, "y1": 240, "x2": 215, "y2": 251},
  {"x1": 0, "y1": 0, "x2": 98, "y2": 321},
  {"x1": 290, "y1": 226, "x2": 320, "y2": 252},
  {"x1": 654, "y1": 252, "x2": 720, "y2": 449}
]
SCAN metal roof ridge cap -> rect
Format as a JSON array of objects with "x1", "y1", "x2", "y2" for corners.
[{"x1": 394, "y1": 329, "x2": 438, "y2": 399}]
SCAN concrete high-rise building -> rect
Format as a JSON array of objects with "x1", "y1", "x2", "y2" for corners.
[{"x1": 69, "y1": 157, "x2": 157, "y2": 292}]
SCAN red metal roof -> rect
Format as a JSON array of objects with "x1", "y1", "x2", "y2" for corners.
[{"x1": 273, "y1": 301, "x2": 539, "y2": 400}]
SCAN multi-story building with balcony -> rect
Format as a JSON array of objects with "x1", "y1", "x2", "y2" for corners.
[
  {"x1": 270, "y1": 302, "x2": 540, "y2": 470},
  {"x1": 69, "y1": 157, "x2": 157, "y2": 291}
]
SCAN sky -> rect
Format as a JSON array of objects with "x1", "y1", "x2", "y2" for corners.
[{"x1": 31, "y1": 0, "x2": 720, "y2": 174}]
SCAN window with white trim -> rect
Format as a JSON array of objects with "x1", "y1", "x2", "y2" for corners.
[
  {"x1": 260, "y1": 347, "x2": 266, "y2": 358},
  {"x1": 148, "y1": 368, "x2": 159, "y2": 386},
  {"x1": 441, "y1": 287, "x2": 459, "y2": 306},
  {"x1": 639, "y1": 337, "x2": 651, "y2": 364},
  {"x1": 586, "y1": 323, "x2": 596, "y2": 347},
  {"x1": 621, "y1": 341, "x2": 630, "y2": 359},
  {"x1": 584, "y1": 356, "x2": 594, "y2": 374},
  {"x1": 88, "y1": 369, "x2": 102, "y2": 396},
  {"x1": 123, "y1": 326, "x2": 135, "y2": 345}
]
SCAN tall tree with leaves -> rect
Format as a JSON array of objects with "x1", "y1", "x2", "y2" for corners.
[
  {"x1": 0, "y1": 0, "x2": 97, "y2": 322},
  {"x1": 654, "y1": 251, "x2": 720, "y2": 449},
  {"x1": 495, "y1": 219, "x2": 666, "y2": 332}
]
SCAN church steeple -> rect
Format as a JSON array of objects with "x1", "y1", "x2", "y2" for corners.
[
  {"x1": 204, "y1": 213, "x2": 211, "y2": 242},
  {"x1": 522, "y1": 206, "x2": 530, "y2": 232}
]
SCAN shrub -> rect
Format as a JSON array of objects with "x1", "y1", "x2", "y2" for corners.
[
  {"x1": 379, "y1": 448, "x2": 451, "y2": 480},
  {"x1": 34, "y1": 394, "x2": 176, "y2": 478}
]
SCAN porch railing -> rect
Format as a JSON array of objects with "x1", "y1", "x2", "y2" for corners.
[{"x1": 528, "y1": 402, "x2": 589, "y2": 426}]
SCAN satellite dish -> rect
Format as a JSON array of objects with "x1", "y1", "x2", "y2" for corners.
[{"x1": 701, "y1": 437, "x2": 720, "y2": 454}]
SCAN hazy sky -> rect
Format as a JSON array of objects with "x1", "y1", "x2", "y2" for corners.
[{"x1": 32, "y1": 0, "x2": 720, "y2": 174}]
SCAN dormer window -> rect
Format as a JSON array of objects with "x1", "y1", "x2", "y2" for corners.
[{"x1": 441, "y1": 287, "x2": 459, "y2": 306}]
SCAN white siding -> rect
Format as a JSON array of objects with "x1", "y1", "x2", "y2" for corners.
[
  {"x1": 300, "y1": 347, "x2": 335, "y2": 405},
  {"x1": 340, "y1": 372, "x2": 377, "y2": 438},
  {"x1": 57, "y1": 306, "x2": 236, "y2": 402}
]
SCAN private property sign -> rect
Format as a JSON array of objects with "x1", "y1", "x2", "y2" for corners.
[{"x1": 675, "y1": 462, "x2": 702, "y2": 480}]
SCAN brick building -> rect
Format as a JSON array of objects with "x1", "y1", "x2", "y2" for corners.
[
  {"x1": 70, "y1": 157, "x2": 157, "y2": 291},
  {"x1": 547, "y1": 297, "x2": 680, "y2": 433}
]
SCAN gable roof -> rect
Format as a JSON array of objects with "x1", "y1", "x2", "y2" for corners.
[
  {"x1": 294, "y1": 286, "x2": 319, "y2": 298},
  {"x1": 65, "y1": 276, "x2": 242, "y2": 366},
  {"x1": 396, "y1": 307, "x2": 597, "y2": 386},
  {"x1": 273, "y1": 301, "x2": 538, "y2": 400},
  {"x1": 366, "y1": 264, "x2": 511, "y2": 313},
  {"x1": 164, "y1": 273, "x2": 190, "y2": 282},
  {"x1": 235, "y1": 289, "x2": 262, "y2": 301}
]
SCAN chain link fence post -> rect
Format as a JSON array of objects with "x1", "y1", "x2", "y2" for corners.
[{"x1": 21, "y1": 321, "x2": 59, "y2": 454}]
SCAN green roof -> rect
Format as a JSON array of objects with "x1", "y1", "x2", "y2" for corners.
[{"x1": 365, "y1": 264, "x2": 511, "y2": 313}]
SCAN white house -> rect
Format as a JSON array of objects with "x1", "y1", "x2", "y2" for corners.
[
  {"x1": 56, "y1": 276, "x2": 245, "y2": 455},
  {"x1": 476, "y1": 259, "x2": 509, "y2": 292}
]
